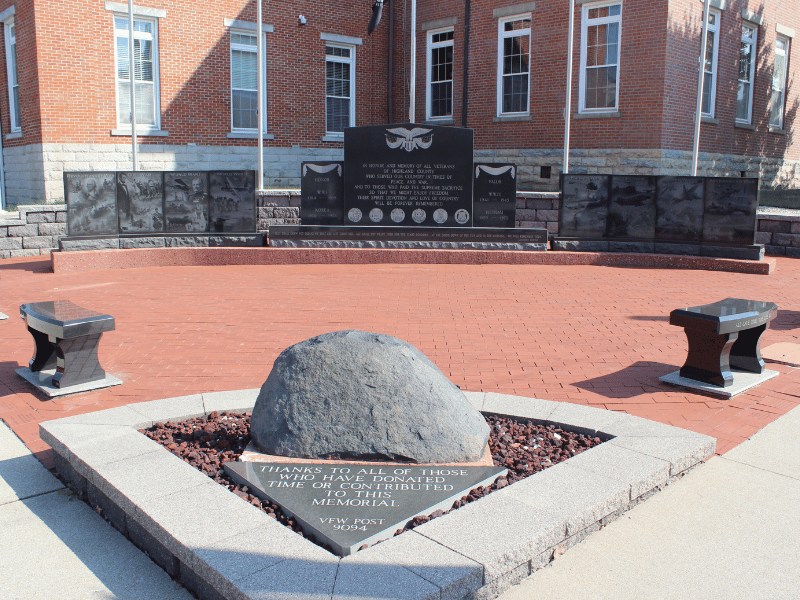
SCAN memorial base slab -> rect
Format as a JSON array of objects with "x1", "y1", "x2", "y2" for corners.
[
  {"x1": 271, "y1": 239, "x2": 548, "y2": 251},
  {"x1": 16, "y1": 367, "x2": 122, "y2": 398},
  {"x1": 659, "y1": 368, "x2": 778, "y2": 397}
]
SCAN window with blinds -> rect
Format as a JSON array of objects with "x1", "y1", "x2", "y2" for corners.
[
  {"x1": 498, "y1": 16, "x2": 531, "y2": 116},
  {"x1": 231, "y1": 31, "x2": 266, "y2": 131},
  {"x1": 325, "y1": 44, "x2": 355, "y2": 134},
  {"x1": 736, "y1": 24, "x2": 758, "y2": 124},
  {"x1": 427, "y1": 28, "x2": 454, "y2": 120},
  {"x1": 770, "y1": 37, "x2": 790, "y2": 129},
  {"x1": 4, "y1": 17, "x2": 20, "y2": 132},
  {"x1": 114, "y1": 16, "x2": 158, "y2": 128},
  {"x1": 580, "y1": 3, "x2": 622, "y2": 112}
]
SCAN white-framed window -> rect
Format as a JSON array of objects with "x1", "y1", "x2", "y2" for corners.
[
  {"x1": 3, "y1": 16, "x2": 20, "y2": 132},
  {"x1": 113, "y1": 14, "x2": 160, "y2": 128},
  {"x1": 701, "y1": 9, "x2": 720, "y2": 117},
  {"x1": 230, "y1": 30, "x2": 267, "y2": 132},
  {"x1": 736, "y1": 23, "x2": 758, "y2": 123},
  {"x1": 770, "y1": 36, "x2": 790, "y2": 129},
  {"x1": 325, "y1": 43, "x2": 355, "y2": 134},
  {"x1": 426, "y1": 28, "x2": 454, "y2": 120},
  {"x1": 579, "y1": 2, "x2": 621, "y2": 113},
  {"x1": 497, "y1": 15, "x2": 531, "y2": 116}
]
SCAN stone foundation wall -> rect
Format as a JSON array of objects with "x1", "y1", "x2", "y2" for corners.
[
  {"x1": 2, "y1": 193, "x2": 799, "y2": 259},
  {"x1": 754, "y1": 215, "x2": 800, "y2": 258},
  {"x1": 0, "y1": 205, "x2": 67, "y2": 258},
  {"x1": 2, "y1": 143, "x2": 344, "y2": 206},
  {"x1": 3, "y1": 144, "x2": 798, "y2": 207}
]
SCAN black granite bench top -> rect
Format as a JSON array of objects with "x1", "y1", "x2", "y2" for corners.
[
  {"x1": 669, "y1": 298, "x2": 777, "y2": 335},
  {"x1": 20, "y1": 300, "x2": 115, "y2": 339}
]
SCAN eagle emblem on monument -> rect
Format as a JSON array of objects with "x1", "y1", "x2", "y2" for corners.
[{"x1": 385, "y1": 127, "x2": 434, "y2": 152}]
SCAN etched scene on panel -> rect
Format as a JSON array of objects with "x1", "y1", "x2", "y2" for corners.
[
  {"x1": 65, "y1": 172, "x2": 118, "y2": 235},
  {"x1": 117, "y1": 172, "x2": 164, "y2": 233},
  {"x1": 164, "y1": 172, "x2": 211, "y2": 233},
  {"x1": 606, "y1": 176, "x2": 657, "y2": 238},
  {"x1": 559, "y1": 175, "x2": 609, "y2": 238},
  {"x1": 655, "y1": 177, "x2": 705, "y2": 241},
  {"x1": 703, "y1": 178, "x2": 759, "y2": 244},
  {"x1": 209, "y1": 171, "x2": 257, "y2": 233}
]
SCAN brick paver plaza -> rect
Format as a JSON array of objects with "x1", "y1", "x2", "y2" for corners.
[{"x1": 2, "y1": 255, "x2": 800, "y2": 467}]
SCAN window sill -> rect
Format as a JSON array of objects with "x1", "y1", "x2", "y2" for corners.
[
  {"x1": 493, "y1": 115, "x2": 531, "y2": 122},
  {"x1": 226, "y1": 132, "x2": 275, "y2": 140},
  {"x1": 111, "y1": 128, "x2": 169, "y2": 137},
  {"x1": 5, "y1": 131, "x2": 22, "y2": 140},
  {"x1": 574, "y1": 111, "x2": 620, "y2": 119},
  {"x1": 700, "y1": 116, "x2": 719, "y2": 125},
  {"x1": 321, "y1": 134, "x2": 344, "y2": 143},
  {"x1": 734, "y1": 121, "x2": 756, "y2": 130},
  {"x1": 425, "y1": 118, "x2": 455, "y2": 125},
  {"x1": 769, "y1": 126, "x2": 787, "y2": 135}
]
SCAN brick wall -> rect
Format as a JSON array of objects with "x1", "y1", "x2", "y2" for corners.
[{"x1": 0, "y1": 1, "x2": 797, "y2": 206}]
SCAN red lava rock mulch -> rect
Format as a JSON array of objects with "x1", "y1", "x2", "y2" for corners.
[{"x1": 140, "y1": 411, "x2": 605, "y2": 552}]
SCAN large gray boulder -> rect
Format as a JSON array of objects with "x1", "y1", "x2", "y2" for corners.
[{"x1": 250, "y1": 330, "x2": 489, "y2": 463}]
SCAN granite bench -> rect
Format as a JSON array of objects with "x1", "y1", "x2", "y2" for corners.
[
  {"x1": 20, "y1": 300, "x2": 115, "y2": 389},
  {"x1": 668, "y1": 297, "x2": 778, "y2": 388}
]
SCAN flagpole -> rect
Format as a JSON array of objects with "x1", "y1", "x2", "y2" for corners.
[
  {"x1": 257, "y1": 0, "x2": 264, "y2": 190},
  {"x1": 691, "y1": 0, "x2": 710, "y2": 176},
  {"x1": 563, "y1": 0, "x2": 575, "y2": 175},
  {"x1": 409, "y1": 0, "x2": 416, "y2": 122}
]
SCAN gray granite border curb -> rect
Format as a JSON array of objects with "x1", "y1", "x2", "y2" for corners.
[{"x1": 40, "y1": 390, "x2": 715, "y2": 600}]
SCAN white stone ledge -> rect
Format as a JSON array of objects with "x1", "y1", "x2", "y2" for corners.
[{"x1": 40, "y1": 390, "x2": 715, "y2": 600}]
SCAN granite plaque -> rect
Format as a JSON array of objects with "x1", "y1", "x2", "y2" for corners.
[
  {"x1": 702, "y1": 178, "x2": 759, "y2": 244},
  {"x1": 655, "y1": 176, "x2": 705, "y2": 241},
  {"x1": 343, "y1": 124, "x2": 473, "y2": 227},
  {"x1": 558, "y1": 174, "x2": 610, "y2": 238},
  {"x1": 268, "y1": 225, "x2": 547, "y2": 246},
  {"x1": 117, "y1": 171, "x2": 164, "y2": 234},
  {"x1": 164, "y1": 172, "x2": 210, "y2": 233},
  {"x1": 209, "y1": 170, "x2": 257, "y2": 233},
  {"x1": 300, "y1": 162, "x2": 344, "y2": 225},
  {"x1": 224, "y1": 461, "x2": 506, "y2": 556},
  {"x1": 607, "y1": 175, "x2": 656, "y2": 239},
  {"x1": 473, "y1": 163, "x2": 517, "y2": 228},
  {"x1": 64, "y1": 172, "x2": 118, "y2": 236}
]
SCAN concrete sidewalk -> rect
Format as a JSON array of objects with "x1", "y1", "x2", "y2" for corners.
[
  {"x1": 499, "y1": 403, "x2": 800, "y2": 600},
  {"x1": 2, "y1": 405, "x2": 797, "y2": 599},
  {"x1": 0, "y1": 420, "x2": 193, "y2": 600}
]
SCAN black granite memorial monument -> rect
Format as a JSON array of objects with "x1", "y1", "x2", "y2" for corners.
[
  {"x1": 300, "y1": 162, "x2": 345, "y2": 225},
  {"x1": 343, "y1": 124, "x2": 474, "y2": 227},
  {"x1": 472, "y1": 163, "x2": 517, "y2": 228}
]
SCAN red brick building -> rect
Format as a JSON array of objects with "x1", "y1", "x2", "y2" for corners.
[{"x1": 0, "y1": 0, "x2": 797, "y2": 207}]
